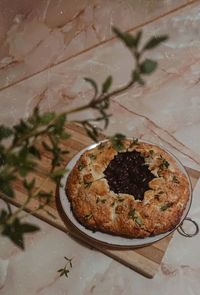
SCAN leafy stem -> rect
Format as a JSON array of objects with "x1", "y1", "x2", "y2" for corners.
[
  {"x1": 57, "y1": 257, "x2": 73, "y2": 278},
  {"x1": 0, "y1": 26, "x2": 168, "y2": 249}
]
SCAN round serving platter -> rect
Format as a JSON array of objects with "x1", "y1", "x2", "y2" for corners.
[{"x1": 59, "y1": 140, "x2": 192, "y2": 248}]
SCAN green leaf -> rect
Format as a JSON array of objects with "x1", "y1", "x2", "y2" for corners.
[
  {"x1": 18, "y1": 161, "x2": 36, "y2": 177},
  {"x1": 0, "y1": 173, "x2": 16, "y2": 195},
  {"x1": 102, "y1": 76, "x2": 112, "y2": 93},
  {"x1": 28, "y1": 146, "x2": 41, "y2": 159},
  {"x1": 84, "y1": 78, "x2": 98, "y2": 98},
  {"x1": 81, "y1": 120, "x2": 101, "y2": 142},
  {"x1": 0, "y1": 182, "x2": 14, "y2": 198},
  {"x1": 14, "y1": 120, "x2": 29, "y2": 135},
  {"x1": 143, "y1": 35, "x2": 168, "y2": 50},
  {"x1": 134, "y1": 31, "x2": 142, "y2": 47},
  {"x1": 50, "y1": 169, "x2": 66, "y2": 183},
  {"x1": 60, "y1": 132, "x2": 71, "y2": 140},
  {"x1": 2, "y1": 226, "x2": 24, "y2": 249},
  {"x1": 23, "y1": 178, "x2": 35, "y2": 191},
  {"x1": 0, "y1": 209, "x2": 9, "y2": 224},
  {"x1": 0, "y1": 145, "x2": 6, "y2": 166},
  {"x1": 140, "y1": 59, "x2": 157, "y2": 74},
  {"x1": 64, "y1": 257, "x2": 73, "y2": 267},
  {"x1": 132, "y1": 70, "x2": 145, "y2": 85},
  {"x1": 17, "y1": 146, "x2": 36, "y2": 173},
  {"x1": 0, "y1": 173, "x2": 16, "y2": 182},
  {"x1": 51, "y1": 150, "x2": 62, "y2": 169},
  {"x1": 0, "y1": 126, "x2": 13, "y2": 140},
  {"x1": 5, "y1": 202, "x2": 12, "y2": 215},
  {"x1": 1, "y1": 218, "x2": 39, "y2": 249},
  {"x1": 40, "y1": 112, "x2": 55, "y2": 124},
  {"x1": 85, "y1": 126, "x2": 98, "y2": 142},
  {"x1": 42, "y1": 141, "x2": 52, "y2": 152},
  {"x1": 19, "y1": 223, "x2": 40, "y2": 233},
  {"x1": 38, "y1": 191, "x2": 53, "y2": 204},
  {"x1": 28, "y1": 106, "x2": 40, "y2": 124},
  {"x1": 54, "y1": 114, "x2": 66, "y2": 134},
  {"x1": 64, "y1": 270, "x2": 69, "y2": 277},
  {"x1": 112, "y1": 27, "x2": 136, "y2": 47},
  {"x1": 6, "y1": 150, "x2": 31, "y2": 170},
  {"x1": 18, "y1": 167, "x2": 30, "y2": 177},
  {"x1": 59, "y1": 271, "x2": 65, "y2": 277},
  {"x1": 110, "y1": 133, "x2": 126, "y2": 151},
  {"x1": 19, "y1": 146, "x2": 29, "y2": 159}
]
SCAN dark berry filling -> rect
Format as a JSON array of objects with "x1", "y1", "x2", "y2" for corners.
[{"x1": 104, "y1": 150, "x2": 155, "y2": 200}]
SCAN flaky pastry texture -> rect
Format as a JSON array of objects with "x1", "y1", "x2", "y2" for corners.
[{"x1": 66, "y1": 140, "x2": 190, "y2": 238}]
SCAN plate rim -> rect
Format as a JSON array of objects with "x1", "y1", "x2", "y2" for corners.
[{"x1": 59, "y1": 139, "x2": 192, "y2": 248}]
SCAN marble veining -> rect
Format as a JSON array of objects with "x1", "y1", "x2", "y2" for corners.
[{"x1": 0, "y1": 0, "x2": 196, "y2": 90}]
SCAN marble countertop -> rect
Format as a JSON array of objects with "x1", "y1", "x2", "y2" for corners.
[{"x1": 0, "y1": 1, "x2": 200, "y2": 294}]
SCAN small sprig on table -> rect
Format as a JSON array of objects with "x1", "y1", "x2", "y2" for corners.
[
  {"x1": 57, "y1": 257, "x2": 73, "y2": 278},
  {"x1": 0, "y1": 27, "x2": 168, "y2": 249}
]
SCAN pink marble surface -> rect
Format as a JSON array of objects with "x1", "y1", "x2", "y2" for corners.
[
  {"x1": 0, "y1": 0, "x2": 200, "y2": 294},
  {"x1": 0, "y1": 0, "x2": 196, "y2": 89}
]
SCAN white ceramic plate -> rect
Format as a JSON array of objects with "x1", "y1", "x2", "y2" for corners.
[{"x1": 59, "y1": 141, "x2": 192, "y2": 248}]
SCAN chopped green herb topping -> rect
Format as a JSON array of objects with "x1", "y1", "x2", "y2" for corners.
[
  {"x1": 78, "y1": 163, "x2": 84, "y2": 171},
  {"x1": 160, "y1": 202, "x2": 173, "y2": 211},
  {"x1": 163, "y1": 159, "x2": 169, "y2": 168},
  {"x1": 111, "y1": 201, "x2": 115, "y2": 207},
  {"x1": 96, "y1": 197, "x2": 106, "y2": 204},
  {"x1": 117, "y1": 197, "x2": 125, "y2": 202},
  {"x1": 159, "y1": 159, "x2": 169, "y2": 170},
  {"x1": 84, "y1": 182, "x2": 92, "y2": 188},
  {"x1": 128, "y1": 208, "x2": 143, "y2": 226},
  {"x1": 172, "y1": 175, "x2": 179, "y2": 184},
  {"x1": 149, "y1": 149, "x2": 154, "y2": 156},
  {"x1": 84, "y1": 213, "x2": 93, "y2": 220},
  {"x1": 129, "y1": 137, "x2": 139, "y2": 148},
  {"x1": 155, "y1": 191, "x2": 164, "y2": 199},
  {"x1": 89, "y1": 154, "x2": 97, "y2": 160},
  {"x1": 128, "y1": 208, "x2": 136, "y2": 218}
]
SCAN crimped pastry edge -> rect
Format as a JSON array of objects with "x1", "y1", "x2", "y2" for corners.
[{"x1": 66, "y1": 140, "x2": 190, "y2": 238}]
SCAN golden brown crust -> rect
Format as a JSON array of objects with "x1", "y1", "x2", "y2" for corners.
[{"x1": 66, "y1": 140, "x2": 190, "y2": 238}]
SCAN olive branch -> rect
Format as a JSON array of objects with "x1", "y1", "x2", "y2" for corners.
[{"x1": 0, "y1": 27, "x2": 168, "y2": 249}]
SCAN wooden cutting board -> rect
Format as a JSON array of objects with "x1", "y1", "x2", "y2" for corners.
[{"x1": 2, "y1": 123, "x2": 200, "y2": 278}]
